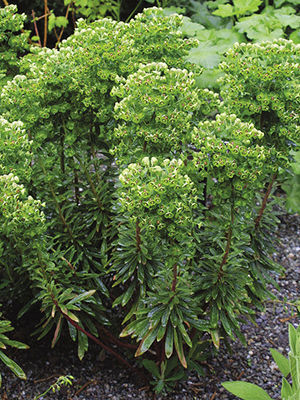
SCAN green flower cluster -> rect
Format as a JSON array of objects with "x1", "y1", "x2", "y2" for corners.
[
  {"x1": 220, "y1": 40, "x2": 300, "y2": 157},
  {"x1": 119, "y1": 157, "x2": 199, "y2": 242},
  {"x1": 112, "y1": 62, "x2": 220, "y2": 161},
  {"x1": 192, "y1": 113, "x2": 273, "y2": 189},
  {"x1": 0, "y1": 117, "x2": 31, "y2": 182},
  {"x1": 0, "y1": 173, "x2": 45, "y2": 244},
  {"x1": 0, "y1": 5, "x2": 29, "y2": 85}
]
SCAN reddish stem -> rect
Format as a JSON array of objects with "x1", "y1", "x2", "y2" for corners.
[
  {"x1": 51, "y1": 297, "x2": 133, "y2": 370},
  {"x1": 136, "y1": 220, "x2": 141, "y2": 252},
  {"x1": 255, "y1": 173, "x2": 277, "y2": 230},
  {"x1": 97, "y1": 325, "x2": 137, "y2": 350},
  {"x1": 32, "y1": 10, "x2": 42, "y2": 47}
]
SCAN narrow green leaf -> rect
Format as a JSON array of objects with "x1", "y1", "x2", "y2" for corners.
[
  {"x1": 68, "y1": 321, "x2": 77, "y2": 342},
  {"x1": 165, "y1": 324, "x2": 174, "y2": 359},
  {"x1": 135, "y1": 324, "x2": 159, "y2": 357},
  {"x1": 210, "y1": 329, "x2": 220, "y2": 349},
  {"x1": 51, "y1": 315, "x2": 63, "y2": 348},
  {"x1": 174, "y1": 329, "x2": 187, "y2": 368},
  {"x1": 78, "y1": 328, "x2": 88, "y2": 360},
  {"x1": 177, "y1": 322, "x2": 192, "y2": 348},
  {"x1": 0, "y1": 351, "x2": 27, "y2": 380},
  {"x1": 157, "y1": 324, "x2": 167, "y2": 343},
  {"x1": 67, "y1": 290, "x2": 96, "y2": 305},
  {"x1": 4, "y1": 340, "x2": 29, "y2": 350},
  {"x1": 121, "y1": 283, "x2": 136, "y2": 307}
]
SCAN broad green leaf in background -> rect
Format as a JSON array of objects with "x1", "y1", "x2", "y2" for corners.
[
  {"x1": 234, "y1": 0, "x2": 262, "y2": 16},
  {"x1": 236, "y1": 14, "x2": 284, "y2": 41},
  {"x1": 189, "y1": 1, "x2": 232, "y2": 29},
  {"x1": 213, "y1": 4, "x2": 234, "y2": 18},
  {"x1": 274, "y1": 0, "x2": 300, "y2": 7},
  {"x1": 222, "y1": 381, "x2": 273, "y2": 400},
  {"x1": 270, "y1": 348, "x2": 290, "y2": 377},
  {"x1": 213, "y1": 0, "x2": 263, "y2": 18}
]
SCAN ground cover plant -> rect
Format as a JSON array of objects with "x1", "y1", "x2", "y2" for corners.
[{"x1": 0, "y1": 4, "x2": 299, "y2": 395}]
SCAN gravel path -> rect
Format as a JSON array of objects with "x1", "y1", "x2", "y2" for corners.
[{"x1": 1, "y1": 213, "x2": 299, "y2": 400}]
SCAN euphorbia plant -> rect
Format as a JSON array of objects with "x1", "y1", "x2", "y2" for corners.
[
  {"x1": 0, "y1": 7, "x2": 298, "y2": 395},
  {"x1": 219, "y1": 39, "x2": 299, "y2": 306},
  {"x1": 219, "y1": 39, "x2": 299, "y2": 215}
]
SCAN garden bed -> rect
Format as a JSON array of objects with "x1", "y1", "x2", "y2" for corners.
[{"x1": 1, "y1": 212, "x2": 299, "y2": 400}]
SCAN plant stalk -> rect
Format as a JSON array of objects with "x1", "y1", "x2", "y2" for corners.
[
  {"x1": 43, "y1": 0, "x2": 48, "y2": 47},
  {"x1": 32, "y1": 10, "x2": 42, "y2": 47},
  {"x1": 51, "y1": 296, "x2": 134, "y2": 370},
  {"x1": 171, "y1": 264, "x2": 177, "y2": 292},
  {"x1": 255, "y1": 173, "x2": 277, "y2": 230},
  {"x1": 218, "y1": 184, "x2": 234, "y2": 279},
  {"x1": 135, "y1": 220, "x2": 141, "y2": 252}
]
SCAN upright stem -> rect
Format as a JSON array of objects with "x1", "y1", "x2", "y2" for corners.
[
  {"x1": 135, "y1": 220, "x2": 141, "y2": 252},
  {"x1": 125, "y1": 0, "x2": 143, "y2": 23},
  {"x1": 40, "y1": 161, "x2": 74, "y2": 242},
  {"x1": 32, "y1": 10, "x2": 42, "y2": 47},
  {"x1": 55, "y1": 3, "x2": 71, "y2": 48},
  {"x1": 81, "y1": 161, "x2": 103, "y2": 210},
  {"x1": 74, "y1": 168, "x2": 79, "y2": 205},
  {"x1": 255, "y1": 173, "x2": 277, "y2": 230},
  {"x1": 218, "y1": 184, "x2": 234, "y2": 279},
  {"x1": 171, "y1": 264, "x2": 177, "y2": 292},
  {"x1": 43, "y1": 0, "x2": 48, "y2": 47},
  {"x1": 60, "y1": 132, "x2": 65, "y2": 174}
]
